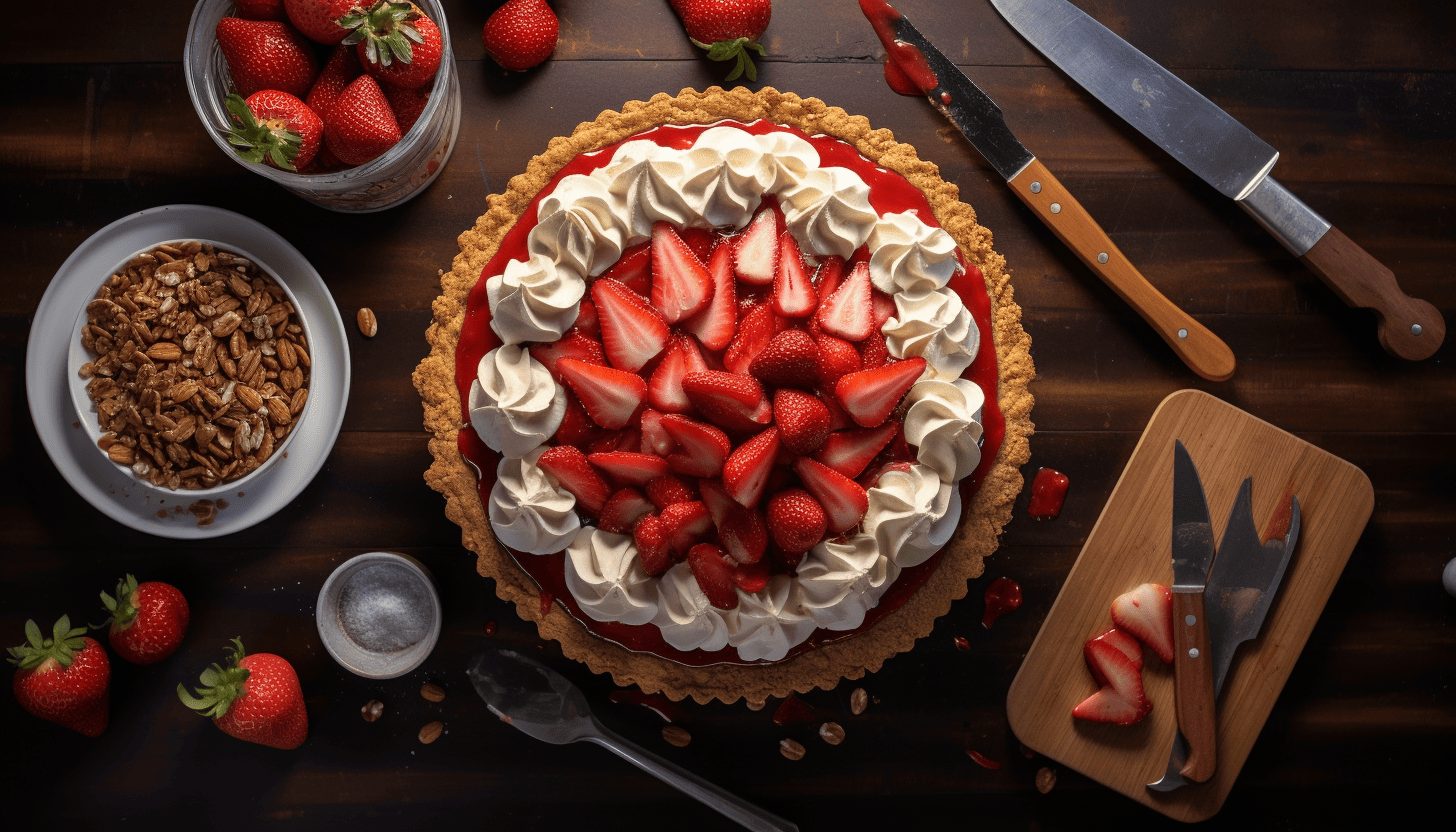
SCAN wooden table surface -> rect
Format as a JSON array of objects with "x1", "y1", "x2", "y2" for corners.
[{"x1": 4, "y1": 1, "x2": 1452, "y2": 829}]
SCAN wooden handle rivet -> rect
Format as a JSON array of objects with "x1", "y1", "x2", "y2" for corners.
[
  {"x1": 1189, "y1": 647, "x2": 1201, "y2": 658},
  {"x1": 1185, "y1": 614, "x2": 1196, "y2": 625},
  {"x1": 1178, "y1": 328, "x2": 1189, "y2": 339},
  {"x1": 1030, "y1": 181, "x2": 1042, "y2": 193},
  {"x1": 1412, "y1": 324, "x2": 1423, "y2": 335},
  {"x1": 1097, "y1": 252, "x2": 1108, "y2": 264},
  {"x1": 1050, "y1": 202, "x2": 1062, "y2": 214}
]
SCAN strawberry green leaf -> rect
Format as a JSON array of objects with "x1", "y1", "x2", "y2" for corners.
[
  {"x1": 177, "y1": 638, "x2": 253, "y2": 719},
  {"x1": 341, "y1": 0, "x2": 422, "y2": 68},
  {"x1": 7, "y1": 615, "x2": 87, "y2": 669},
  {"x1": 691, "y1": 37, "x2": 767, "y2": 84},
  {"x1": 222, "y1": 94, "x2": 302, "y2": 171}
]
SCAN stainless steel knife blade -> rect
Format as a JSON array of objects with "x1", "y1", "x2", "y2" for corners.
[
  {"x1": 1149, "y1": 478, "x2": 1303, "y2": 791},
  {"x1": 990, "y1": 0, "x2": 1445, "y2": 360},
  {"x1": 858, "y1": 0, "x2": 1235, "y2": 381},
  {"x1": 1170, "y1": 440, "x2": 1217, "y2": 782}
]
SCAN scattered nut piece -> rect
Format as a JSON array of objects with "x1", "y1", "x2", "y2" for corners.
[
  {"x1": 419, "y1": 721, "x2": 444, "y2": 744},
  {"x1": 818, "y1": 722, "x2": 845, "y2": 745},
  {"x1": 361, "y1": 699, "x2": 384, "y2": 722},
  {"x1": 850, "y1": 687, "x2": 868, "y2": 715},
  {"x1": 357, "y1": 307, "x2": 378, "y2": 338},
  {"x1": 662, "y1": 725, "x2": 691, "y2": 747},
  {"x1": 1036, "y1": 767, "x2": 1057, "y2": 794},
  {"x1": 779, "y1": 739, "x2": 806, "y2": 761},
  {"x1": 420, "y1": 683, "x2": 446, "y2": 702}
]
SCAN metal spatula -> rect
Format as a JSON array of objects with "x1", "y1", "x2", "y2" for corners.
[{"x1": 467, "y1": 648, "x2": 798, "y2": 832}]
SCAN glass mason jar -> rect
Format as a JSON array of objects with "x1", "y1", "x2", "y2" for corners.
[{"x1": 183, "y1": 0, "x2": 461, "y2": 212}]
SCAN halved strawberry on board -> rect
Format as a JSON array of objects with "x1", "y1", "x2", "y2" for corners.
[
  {"x1": 535, "y1": 445, "x2": 612, "y2": 515},
  {"x1": 1110, "y1": 583, "x2": 1175, "y2": 664},
  {"x1": 681, "y1": 242, "x2": 737, "y2": 351},
  {"x1": 1073, "y1": 634, "x2": 1153, "y2": 725},
  {"x1": 1084, "y1": 627, "x2": 1143, "y2": 687},
  {"x1": 555, "y1": 358, "x2": 646, "y2": 430},
  {"x1": 649, "y1": 221, "x2": 714, "y2": 323},
  {"x1": 835, "y1": 357, "x2": 926, "y2": 428},
  {"x1": 733, "y1": 205, "x2": 779, "y2": 286},
  {"x1": 591, "y1": 277, "x2": 670, "y2": 373}
]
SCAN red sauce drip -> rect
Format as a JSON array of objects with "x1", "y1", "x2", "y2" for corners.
[
  {"x1": 484, "y1": 620, "x2": 497, "y2": 636},
  {"x1": 953, "y1": 635, "x2": 971, "y2": 651},
  {"x1": 1028, "y1": 467, "x2": 1069, "y2": 519},
  {"x1": 608, "y1": 689, "x2": 683, "y2": 722},
  {"x1": 860, "y1": 0, "x2": 938, "y2": 95},
  {"x1": 453, "y1": 119, "x2": 1008, "y2": 667},
  {"x1": 539, "y1": 590, "x2": 554, "y2": 619},
  {"x1": 1262, "y1": 485, "x2": 1297, "y2": 543},
  {"x1": 771, "y1": 693, "x2": 825, "y2": 726},
  {"x1": 966, "y1": 748, "x2": 1002, "y2": 769},
  {"x1": 981, "y1": 577, "x2": 1022, "y2": 629}
]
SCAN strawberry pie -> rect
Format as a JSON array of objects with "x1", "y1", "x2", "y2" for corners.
[{"x1": 416, "y1": 87, "x2": 1033, "y2": 704}]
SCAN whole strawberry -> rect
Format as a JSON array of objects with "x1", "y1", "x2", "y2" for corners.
[
  {"x1": 224, "y1": 91, "x2": 325, "y2": 171},
  {"x1": 100, "y1": 574, "x2": 191, "y2": 664},
  {"x1": 669, "y1": 0, "x2": 771, "y2": 82},
  {"x1": 178, "y1": 639, "x2": 307, "y2": 750},
  {"x1": 8, "y1": 616, "x2": 110, "y2": 737},
  {"x1": 482, "y1": 0, "x2": 558, "y2": 72},
  {"x1": 306, "y1": 43, "x2": 364, "y2": 116},
  {"x1": 323, "y1": 74, "x2": 402, "y2": 165},
  {"x1": 237, "y1": 0, "x2": 287, "y2": 21},
  {"x1": 283, "y1": 0, "x2": 359, "y2": 44},
  {"x1": 342, "y1": 1, "x2": 444, "y2": 89},
  {"x1": 216, "y1": 17, "x2": 320, "y2": 99}
]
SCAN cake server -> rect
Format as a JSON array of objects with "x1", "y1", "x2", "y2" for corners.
[
  {"x1": 989, "y1": 0, "x2": 1446, "y2": 361},
  {"x1": 1168, "y1": 440, "x2": 1219, "y2": 782},
  {"x1": 1150, "y1": 476, "x2": 1302, "y2": 791},
  {"x1": 467, "y1": 648, "x2": 798, "y2": 832},
  {"x1": 858, "y1": 0, "x2": 1235, "y2": 382}
]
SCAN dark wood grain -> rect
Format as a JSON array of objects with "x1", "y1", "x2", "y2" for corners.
[{"x1": 2, "y1": 1, "x2": 1453, "y2": 830}]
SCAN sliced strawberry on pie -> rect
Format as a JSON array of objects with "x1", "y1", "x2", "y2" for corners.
[
  {"x1": 681, "y1": 242, "x2": 737, "y2": 351},
  {"x1": 814, "y1": 334, "x2": 861, "y2": 390},
  {"x1": 834, "y1": 357, "x2": 926, "y2": 428},
  {"x1": 813, "y1": 255, "x2": 847, "y2": 306},
  {"x1": 773, "y1": 389, "x2": 831, "y2": 455},
  {"x1": 634, "y1": 514, "x2": 672, "y2": 576},
  {"x1": 644, "y1": 474, "x2": 698, "y2": 510},
  {"x1": 660, "y1": 500, "x2": 713, "y2": 557},
  {"x1": 812, "y1": 421, "x2": 899, "y2": 479},
  {"x1": 552, "y1": 388, "x2": 603, "y2": 450},
  {"x1": 649, "y1": 221, "x2": 714, "y2": 323},
  {"x1": 732, "y1": 559, "x2": 771, "y2": 593},
  {"x1": 765, "y1": 487, "x2": 828, "y2": 555},
  {"x1": 717, "y1": 502, "x2": 768, "y2": 565},
  {"x1": 816, "y1": 260, "x2": 875, "y2": 341},
  {"x1": 637, "y1": 408, "x2": 675, "y2": 457},
  {"x1": 598, "y1": 487, "x2": 656, "y2": 533},
  {"x1": 772, "y1": 232, "x2": 817, "y2": 318},
  {"x1": 749, "y1": 329, "x2": 820, "y2": 389},
  {"x1": 659, "y1": 413, "x2": 732, "y2": 478},
  {"x1": 573, "y1": 298, "x2": 600, "y2": 337},
  {"x1": 687, "y1": 542, "x2": 739, "y2": 610},
  {"x1": 530, "y1": 330, "x2": 606, "y2": 384},
  {"x1": 857, "y1": 460, "x2": 914, "y2": 490},
  {"x1": 535, "y1": 445, "x2": 612, "y2": 515},
  {"x1": 870, "y1": 287, "x2": 897, "y2": 330},
  {"x1": 591, "y1": 277, "x2": 670, "y2": 373},
  {"x1": 555, "y1": 357, "x2": 647, "y2": 430},
  {"x1": 723, "y1": 301, "x2": 782, "y2": 376},
  {"x1": 680, "y1": 370, "x2": 772, "y2": 434},
  {"x1": 733, "y1": 206, "x2": 779, "y2": 286},
  {"x1": 647, "y1": 334, "x2": 709, "y2": 413},
  {"x1": 721, "y1": 426, "x2": 781, "y2": 508},
  {"x1": 586, "y1": 450, "x2": 672, "y2": 486},
  {"x1": 600, "y1": 241, "x2": 652, "y2": 297},
  {"x1": 793, "y1": 457, "x2": 869, "y2": 534},
  {"x1": 697, "y1": 478, "x2": 736, "y2": 526}
]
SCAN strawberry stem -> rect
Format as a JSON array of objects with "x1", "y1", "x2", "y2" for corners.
[
  {"x1": 691, "y1": 36, "x2": 767, "y2": 83},
  {"x1": 99, "y1": 573, "x2": 141, "y2": 629},
  {"x1": 222, "y1": 94, "x2": 303, "y2": 171},
  {"x1": 177, "y1": 638, "x2": 252, "y2": 719},
  {"x1": 339, "y1": 0, "x2": 424, "y2": 68},
  {"x1": 6, "y1": 615, "x2": 88, "y2": 670}
]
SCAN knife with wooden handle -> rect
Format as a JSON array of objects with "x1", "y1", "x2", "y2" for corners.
[
  {"x1": 859, "y1": 0, "x2": 1236, "y2": 382},
  {"x1": 1170, "y1": 441, "x2": 1218, "y2": 783},
  {"x1": 991, "y1": 0, "x2": 1445, "y2": 361}
]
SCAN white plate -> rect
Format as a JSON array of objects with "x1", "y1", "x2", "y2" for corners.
[{"x1": 27, "y1": 205, "x2": 351, "y2": 539}]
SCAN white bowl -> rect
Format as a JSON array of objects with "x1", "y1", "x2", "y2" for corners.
[
  {"x1": 316, "y1": 553, "x2": 443, "y2": 679},
  {"x1": 69, "y1": 238, "x2": 314, "y2": 500}
]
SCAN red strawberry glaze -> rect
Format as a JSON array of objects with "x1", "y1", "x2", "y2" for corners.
[
  {"x1": 1027, "y1": 467, "x2": 1070, "y2": 520},
  {"x1": 454, "y1": 119, "x2": 1007, "y2": 666}
]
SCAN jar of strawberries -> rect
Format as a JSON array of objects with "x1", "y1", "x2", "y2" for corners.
[{"x1": 184, "y1": 0, "x2": 460, "y2": 212}]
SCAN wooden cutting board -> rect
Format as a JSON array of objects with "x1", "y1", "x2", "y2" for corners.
[{"x1": 1007, "y1": 389, "x2": 1373, "y2": 822}]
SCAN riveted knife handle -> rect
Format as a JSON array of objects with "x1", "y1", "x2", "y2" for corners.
[
  {"x1": 1008, "y1": 159, "x2": 1236, "y2": 381},
  {"x1": 1172, "y1": 590, "x2": 1217, "y2": 783},
  {"x1": 1300, "y1": 226, "x2": 1446, "y2": 361}
]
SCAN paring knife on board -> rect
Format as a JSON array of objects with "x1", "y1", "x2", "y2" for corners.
[
  {"x1": 1169, "y1": 440, "x2": 1219, "y2": 782},
  {"x1": 858, "y1": 0, "x2": 1236, "y2": 382},
  {"x1": 1150, "y1": 473, "x2": 1302, "y2": 791},
  {"x1": 990, "y1": 0, "x2": 1446, "y2": 361}
]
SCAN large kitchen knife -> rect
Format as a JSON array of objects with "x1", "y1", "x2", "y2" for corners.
[
  {"x1": 1149, "y1": 477, "x2": 1302, "y2": 791},
  {"x1": 1170, "y1": 440, "x2": 1218, "y2": 782},
  {"x1": 990, "y1": 0, "x2": 1446, "y2": 361},
  {"x1": 859, "y1": 0, "x2": 1236, "y2": 382}
]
